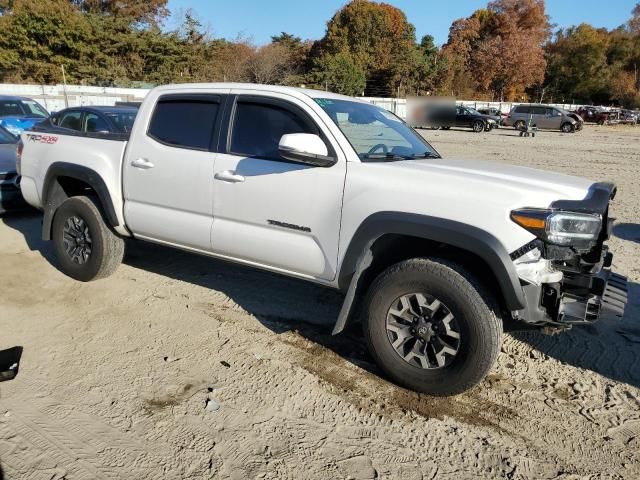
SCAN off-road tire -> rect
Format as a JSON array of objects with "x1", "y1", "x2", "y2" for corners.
[
  {"x1": 561, "y1": 122, "x2": 575, "y2": 133},
  {"x1": 472, "y1": 120, "x2": 485, "y2": 133},
  {"x1": 363, "y1": 258, "x2": 503, "y2": 396},
  {"x1": 52, "y1": 196, "x2": 124, "y2": 282}
]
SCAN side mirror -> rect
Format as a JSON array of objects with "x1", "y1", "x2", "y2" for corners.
[{"x1": 278, "y1": 133, "x2": 336, "y2": 167}]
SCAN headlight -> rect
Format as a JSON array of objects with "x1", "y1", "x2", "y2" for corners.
[{"x1": 511, "y1": 208, "x2": 601, "y2": 249}]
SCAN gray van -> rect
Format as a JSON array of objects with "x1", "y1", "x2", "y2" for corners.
[{"x1": 504, "y1": 104, "x2": 583, "y2": 133}]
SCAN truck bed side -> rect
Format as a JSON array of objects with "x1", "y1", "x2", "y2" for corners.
[{"x1": 19, "y1": 131, "x2": 129, "y2": 236}]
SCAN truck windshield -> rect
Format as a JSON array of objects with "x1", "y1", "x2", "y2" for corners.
[{"x1": 314, "y1": 98, "x2": 439, "y2": 161}]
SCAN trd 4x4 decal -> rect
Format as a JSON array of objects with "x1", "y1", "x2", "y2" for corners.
[{"x1": 25, "y1": 134, "x2": 58, "y2": 144}]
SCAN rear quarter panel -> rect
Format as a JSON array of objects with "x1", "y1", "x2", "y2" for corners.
[{"x1": 20, "y1": 132, "x2": 128, "y2": 234}]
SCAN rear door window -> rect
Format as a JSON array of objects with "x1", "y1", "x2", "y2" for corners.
[
  {"x1": 515, "y1": 106, "x2": 531, "y2": 114},
  {"x1": 84, "y1": 113, "x2": 110, "y2": 133},
  {"x1": 229, "y1": 99, "x2": 313, "y2": 160},
  {"x1": 0, "y1": 101, "x2": 24, "y2": 116},
  {"x1": 531, "y1": 106, "x2": 547, "y2": 115},
  {"x1": 148, "y1": 97, "x2": 220, "y2": 150},
  {"x1": 58, "y1": 111, "x2": 83, "y2": 131}
]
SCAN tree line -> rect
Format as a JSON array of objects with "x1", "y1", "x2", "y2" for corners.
[{"x1": 0, "y1": 0, "x2": 639, "y2": 107}]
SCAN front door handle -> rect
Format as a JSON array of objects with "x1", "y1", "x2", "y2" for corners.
[
  {"x1": 214, "y1": 170, "x2": 245, "y2": 183},
  {"x1": 131, "y1": 158, "x2": 155, "y2": 169}
]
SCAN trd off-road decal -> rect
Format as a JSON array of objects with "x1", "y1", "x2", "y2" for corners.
[{"x1": 25, "y1": 134, "x2": 58, "y2": 144}]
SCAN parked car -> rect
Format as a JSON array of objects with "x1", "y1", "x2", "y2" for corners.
[
  {"x1": 477, "y1": 107, "x2": 506, "y2": 124},
  {"x1": 452, "y1": 105, "x2": 498, "y2": 131},
  {"x1": 504, "y1": 104, "x2": 583, "y2": 133},
  {"x1": 0, "y1": 124, "x2": 27, "y2": 214},
  {"x1": 34, "y1": 105, "x2": 139, "y2": 136},
  {"x1": 575, "y1": 106, "x2": 608, "y2": 124},
  {"x1": 19, "y1": 83, "x2": 627, "y2": 396},
  {"x1": 0, "y1": 95, "x2": 49, "y2": 136}
]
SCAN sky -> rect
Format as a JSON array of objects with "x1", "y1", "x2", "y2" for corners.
[{"x1": 166, "y1": 0, "x2": 638, "y2": 46}]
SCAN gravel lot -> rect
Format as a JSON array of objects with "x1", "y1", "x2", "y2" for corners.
[{"x1": 0, "y1": 125, "x2": 639, "y2": 479}]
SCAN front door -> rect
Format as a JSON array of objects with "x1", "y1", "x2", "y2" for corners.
[
  {"x1": 455, "y1": 107, "x2": 471, "y2": 127},
  {"x1": 211, "y1": 91, "x2": 347, "y2": 281},
  {"x1": 123, "y1": 92, "x2": 225, "y2": 251}
]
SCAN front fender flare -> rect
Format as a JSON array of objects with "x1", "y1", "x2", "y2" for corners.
[{"x1": 333, "y1": 212, "x2": 525, "y2": 334}]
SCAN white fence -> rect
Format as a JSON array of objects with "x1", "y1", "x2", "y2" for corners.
[
  {"x1": 0, "y1": 83, "x2": 589, "y2": 118},
  {"x1": 0, "y1": 83, "x2": 150, "y2": 112},
  {"x1": 364, "y1": 97, "x2": 587, "y2": 118}
]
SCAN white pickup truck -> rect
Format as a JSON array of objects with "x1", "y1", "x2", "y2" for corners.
[{"x1": 18, "y1": 83, "x2": 627, "y2": 395}]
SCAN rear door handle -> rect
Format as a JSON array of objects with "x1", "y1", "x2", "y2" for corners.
[
  {"x1": 214, "y1": 170, "x2": 245, "y2": 183},
  {"x1": 131, "y1": 158, "x2": 155, "y2": 169}
]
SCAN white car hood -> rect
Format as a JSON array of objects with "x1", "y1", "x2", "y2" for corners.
[
  {"x1": 342, "y1": 157, "x2": 597, "y2": 254},
  {"x1": 394, "y1": 158, "x2": 593, "y2": 200}
]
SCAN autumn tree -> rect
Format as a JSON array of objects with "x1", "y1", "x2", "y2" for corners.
[
  {"x1": 312, "y1": 0, "x2": 427, "y2": 96},
  {"x1": 441, "y1": 0, "x2": 550, "y2": 100}
]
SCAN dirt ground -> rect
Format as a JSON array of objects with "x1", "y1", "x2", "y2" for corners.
[{"x1": 0, "y1": 125, "x2": 639, "y2": 479}]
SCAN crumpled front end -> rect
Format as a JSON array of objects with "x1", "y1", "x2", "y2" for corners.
[{"x1": 510, "y1": 182, "x2": 628, "y2": 327}]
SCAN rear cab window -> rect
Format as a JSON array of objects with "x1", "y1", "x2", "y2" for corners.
[{"x1": 148, "y1": 95, "x2": 220, "y2": 150}]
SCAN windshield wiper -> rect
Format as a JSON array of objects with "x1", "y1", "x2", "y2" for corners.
[
  {"x1": 362, "y1": 153, "x2": 410, "y2": 161},
  {"x1": 363, "y1": 151, "x2": 438, "y2": 162},
  {"x1": 410, "y1": 152, "x2": 437, "y2": 159}
]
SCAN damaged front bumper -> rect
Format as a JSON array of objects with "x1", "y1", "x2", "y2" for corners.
[
  {"x1": 512, "y1": 182, "x2": 628, "y2": 327},
  {"x1": 514, "y1": 249, "x2": 628, "y2": 327}
]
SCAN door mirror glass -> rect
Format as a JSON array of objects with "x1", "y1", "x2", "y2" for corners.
[{"x1": 278, "y1": 133, "x2": 336, "y2": 167}]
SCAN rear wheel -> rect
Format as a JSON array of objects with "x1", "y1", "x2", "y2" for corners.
[
  {"x1": 363, "y1": 258, "x2": 503, "y2": 396},
  {"x1": 561, "y1": 122, "x2": 575, "y2": 133},
  {"x1": 514, "y1": 120, "x2": 525, "y2": 130},
  {"x1": 472, "y1": 120, "x2": 485, "y2": 133},
  {"x1": 52, "y1": 196, "x2": 124, "y2": 281}
]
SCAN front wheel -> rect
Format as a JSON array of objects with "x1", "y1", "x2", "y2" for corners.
[
  {"x1": 472, "y1": 120, "x2": 485, "y2": 133},
  {"x1": 52, "y1": 196, "x2": 125, "y2": 281},
  {"x1": 561, "y1": 122, "x2": 575, "y2": 133},
  {"x1": 363, "y1": 258, "x2": 503, "y2": 396}
]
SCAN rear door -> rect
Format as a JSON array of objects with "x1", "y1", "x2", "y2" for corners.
[
  {"x1": 123, "y1": 92, "x2": 225, "y2": 251},
  {"x1": 211, "y1": 91, "x2": 347, "y2": 281}
]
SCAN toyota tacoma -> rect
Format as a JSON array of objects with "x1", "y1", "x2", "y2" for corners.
[{"x1": 18, "y1": 84, "x2": 628, "y2": 395}]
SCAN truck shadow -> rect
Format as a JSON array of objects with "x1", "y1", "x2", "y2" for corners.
[
  {"x1": 3, "y1": 213, "x2": 640, "y2": 389},
  {"x1": 613, "y1": 223, "x2": 640, "y2": 245},
  {"x1": 121, "y1": 239, "x2": 376, "y2": 372},
  {"x1": 512, "y1": 279, "x2": 640, "y2": 389}
]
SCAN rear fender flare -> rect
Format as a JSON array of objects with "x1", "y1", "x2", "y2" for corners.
[{"x1": 41, "y1": 162, "x2": 118, "y2": 240}]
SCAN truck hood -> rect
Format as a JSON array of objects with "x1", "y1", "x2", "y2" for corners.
[
  {"x1": 392, "y1": 157, "x2": 593, "y2": 201},
  {"x1": 345, "y1": 157, "x2": 599, "y2": 253}
]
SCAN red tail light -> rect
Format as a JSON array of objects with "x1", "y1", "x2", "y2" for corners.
[{"x1": 16, "y1": 141, "x2": 23, "y2": 175}]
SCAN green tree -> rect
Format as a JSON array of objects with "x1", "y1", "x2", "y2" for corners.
[
  {"x1": 314, "y1": 0, "x2": 425, "y2": 96},
  {"x1": 313, "y1": 52, "x2": 366, "y2": 96}
]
